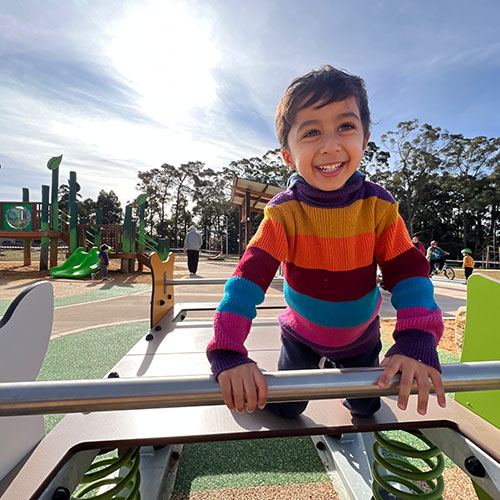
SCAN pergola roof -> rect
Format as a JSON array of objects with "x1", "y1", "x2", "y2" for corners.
[{"x1": 230, "y1": 177, "x2": 284, "y2": 214}]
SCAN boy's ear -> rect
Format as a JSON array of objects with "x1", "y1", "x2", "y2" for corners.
[
  {"x1": 282, "y1": 149, "x2": 295, "y2": 170},
  {"x1": 362, "y1": 132, "x2": 371, "y2": 151}
]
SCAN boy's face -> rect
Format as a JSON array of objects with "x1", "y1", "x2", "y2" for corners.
[{"x1": 282, "y1": 96, "x2": 369, "y2": 191}]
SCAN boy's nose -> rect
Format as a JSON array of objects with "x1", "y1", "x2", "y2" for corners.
[{"x1": 320, "y1": 132, "x2": 341, "y2": 154}]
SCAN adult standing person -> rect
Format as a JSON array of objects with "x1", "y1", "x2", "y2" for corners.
[
  {"x1": 184, "y1": 226, "x2": 202, "y2": 275},
  {"x1": 412, "y1": 236, "x2": 425, "y2": 255}
]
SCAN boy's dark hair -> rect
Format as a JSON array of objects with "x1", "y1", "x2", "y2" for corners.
[
  {"x1": 100, "y1": 244, "x2": 109, "y2": 251},
  {"x1": 275, "y1": 65, "x2": 371, "y2": 149}
]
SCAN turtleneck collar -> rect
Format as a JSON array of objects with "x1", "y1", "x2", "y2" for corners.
[{"x1": 286, "y1": 171, "x2": 365, "y2": 208}]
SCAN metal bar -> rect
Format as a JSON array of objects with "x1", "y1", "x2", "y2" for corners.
[
  {"x1": 0, "y1": 362, "x2": 499, "y2": 417},
  {"x1": 166, "y1": 277, "x2": 284, "y2": 286}
]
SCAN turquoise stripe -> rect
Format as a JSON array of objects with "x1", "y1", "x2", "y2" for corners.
[
  {"x1": 391, "y1": 277, "x2": 438, "y2": 310},
  {"x1": 283, "y1": 282, "x2": 380, "y2": 328},
  {"x1": 217, "y1": 276, "x2": 265, "y2": 321}
]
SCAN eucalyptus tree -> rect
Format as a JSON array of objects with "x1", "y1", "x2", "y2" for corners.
[
  {"x1": 381, "y1": 120, "x2": 444, "y2": 236},
  {"x1": 440, "y1": 133, "x2": 500, "y2": 247},
  {"x1": 96, "y1": 190, "x2": 122, "y2": 224},
  {"x1": 226, "y1": 148, "x2": 290, "y2": 188},
  {"x1": 358, "y1": 141, "x2": 391, "y2": 184},
  {"x1": 136, "y1": 164, "x2": 177, "y2": 235}
]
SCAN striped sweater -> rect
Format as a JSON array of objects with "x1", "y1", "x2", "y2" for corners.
[{"x1": 207, "y1": 172, "x2": 443, "y2": 378}]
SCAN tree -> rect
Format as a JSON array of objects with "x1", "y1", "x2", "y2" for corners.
[
  {"x1": 172, "y1": 161, "x2": 205, "y2": 247},
  {"x1": 381, "y1": 120, "x2": 444, "y2": 236},
  {"x1": 358, "y1": 141, "x2": 391, "y2": 184},
  {"x1": 79, "y1": 198, "x2": 96, "y2": 223},
  {"x1": 225, "y1": 148, "x2": 290, "y2": 188},
  {"x1": 440, "y1": 134, "x2": 500, "y2": 247},
  {"x1": 96, "y1": 190, "x2": 123, "y2": 224},
  {"x1": 136, "y1": 164, "x2": 178, "y2": 235}
]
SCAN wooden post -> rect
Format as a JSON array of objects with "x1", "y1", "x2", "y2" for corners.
[
  {"x1": 94, "y1": 208, "x2": 102, "y2": 249},
  {"x1": 121, "y1": 206, "x2": 132, "y2": 272},
  {"x1": 68, "y1": 172, "x2": 78, "y2": 254},
  {"x1": 22, "y1": 188, "x2": 31, "y2": 266},
  {"x1": 245, "y1": 188, "x2": 251, "y2": 250},
  {"x1": 128, "y1": 224, "x2": 136, "y2": 272}
]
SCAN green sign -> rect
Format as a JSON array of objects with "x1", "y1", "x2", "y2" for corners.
[{"x1": 2, "y1": 203, "x2": 33, "y2": 231}]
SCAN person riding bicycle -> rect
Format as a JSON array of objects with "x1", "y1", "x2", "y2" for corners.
[{"x1": 426, "y1": 241, "x2": 449, "y2": 274}]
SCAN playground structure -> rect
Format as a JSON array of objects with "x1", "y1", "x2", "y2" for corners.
[
  {"x1": 0, "y1": 156, "x2": 169, "y2": 275},
  {"x1": 0, "y1": 261, "x2": 499, "y2": 498}
]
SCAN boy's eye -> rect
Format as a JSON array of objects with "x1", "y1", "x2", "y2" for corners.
[
  {"x1": 339, "y1": 123, "x2": 355, "y2": 132},
  {"x1": 303, "y1": 129, "x2": 320, "y2": 138}
]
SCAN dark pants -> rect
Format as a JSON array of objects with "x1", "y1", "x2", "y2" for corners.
[
  {"x1": 97, "y1": 263, "x2": 108, "y2": 278},
  {"x1": 187, "y1": 250, "x2": 199, "y2": 274},
  {"x1": 465, "y1": 267, "x2": 473, "y2": 280},
  {"x1": 266, "y1": 335, "x2": 382, "y2": 419},
  {"x1": 430, "y1": 257, "x2": 445, "y2": 272}
]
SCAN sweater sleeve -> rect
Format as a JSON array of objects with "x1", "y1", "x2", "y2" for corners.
[
  {"x1": 207, "y1": 205, "x2": 288, "y2": 378},
  {"x1": 375, "y1": 201, "x2": 443, "y2": 372}
]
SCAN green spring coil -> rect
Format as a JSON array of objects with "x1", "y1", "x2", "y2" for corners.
[
  {"x1": 372, "y1": 431, "x2": 445, "y2": 500},
  {"x1": 72, "y1": 447, "x2": 141, "y2": 499}
]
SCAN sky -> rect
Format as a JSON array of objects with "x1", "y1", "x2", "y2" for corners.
[{"x1": 1, "y1": 0, "x2": 499, "y2": 205}]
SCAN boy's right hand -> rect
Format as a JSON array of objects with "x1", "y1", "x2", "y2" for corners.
[{"x1": 217, "y1": 362, "x2": 268, "y2": 414}]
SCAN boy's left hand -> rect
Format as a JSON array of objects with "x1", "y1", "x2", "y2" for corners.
[{"x1": 378, "y1": 354, "x2": 446, "y2": 415}]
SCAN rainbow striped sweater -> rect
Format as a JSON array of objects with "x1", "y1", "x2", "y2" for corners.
[{"x1": 207, "y1": 172, "x2": 443, "y2": 378}]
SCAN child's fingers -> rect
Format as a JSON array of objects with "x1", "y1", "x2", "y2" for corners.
[
  {"x1": 217, "y1": 374, "x2": 235, "y2": 411},
  {"x1": 397, "y1": 369, "x2": 415, "y2": 411},
  {"x1": 254, "y1": 370, "x2": 268, "y2": 409},
  {"x1": 242, "y1": 375, "x2": 258, "y2": 413},
  {"x1": 415, "y1": 371, "x2": 430, "y2": 415},
  {"x1": 429, "y1": 370, "x2": 446, "y2": 408},
  {"x1": 377, "y1": 359, "x2": 399, "y2": 388},
  {"x1": 231, "y1": 377, "x2": 247, "y2": 414}
]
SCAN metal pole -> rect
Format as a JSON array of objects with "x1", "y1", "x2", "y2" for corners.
[
  {"x1": 0, "y1": 362, "x2": 499, "y2": 417},
  {"x1": 166, "y1": 277, "x2": 284, "y2": 286}
]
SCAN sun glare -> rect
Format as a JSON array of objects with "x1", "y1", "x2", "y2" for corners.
[{"x1": 106, "y1": 0, "x2": 219, "y2": 125}]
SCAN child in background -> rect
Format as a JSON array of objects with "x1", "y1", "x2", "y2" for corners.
[
  {"x1": 461, "y1": 248, "x2": 475, "y2": 280},
  {"x1": 91, "y1": 244, "x2": 110, "y2": 281},
  {"x1": 207, "y1": 65, "x2": 445, "y2": 419}
]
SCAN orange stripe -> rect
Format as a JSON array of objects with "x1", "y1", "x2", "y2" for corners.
[
  {"x1": 375, "y1": 217, "x2": 413, "y2": 263},
  {"x1": 266, "y1": 197, "x2": 394, "y2": 239},
  {"x1": 287, "y1": 233, "x2": 375, "y2": 271},
  {"x1": 248, "y1": 217, "x2": 288, "y2": 262}
]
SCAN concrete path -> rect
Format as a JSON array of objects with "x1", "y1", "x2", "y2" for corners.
[{"x1": 50, "y1": 261, "x2": 467, "y2": 338}]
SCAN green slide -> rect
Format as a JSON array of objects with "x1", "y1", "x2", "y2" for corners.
[{"x1": 49, "y1": 247, "x2": 100, "y2": 279}]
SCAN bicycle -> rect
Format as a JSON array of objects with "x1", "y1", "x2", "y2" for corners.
[{"x1": 430, "y1": 261, "x2": 455, "y2": 280}]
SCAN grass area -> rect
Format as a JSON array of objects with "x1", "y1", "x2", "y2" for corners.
[
  {"x1": 37, "y1": 321, "x2": 149, "y2": 432},
  {"x1": 173, "y1": 437, "x2": 329, "y2": 493}
]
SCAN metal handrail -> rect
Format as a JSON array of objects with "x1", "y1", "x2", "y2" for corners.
[
  {"x1": 0, "y1": 361, "x2": 498, "y2": 417},
  {"x1": 166, "y1": 277, "x2": 284, "y2": 286}
]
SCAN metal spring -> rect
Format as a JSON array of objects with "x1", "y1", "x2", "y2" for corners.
[
  {"x1": 372, "y1": 431, "x2": 445, "y2": 499},
  {"x1": 72, "y1": 447, "x2": 141, "y2": 499}
]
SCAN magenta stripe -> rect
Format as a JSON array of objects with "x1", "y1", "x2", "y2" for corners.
[
  {"x1": 285, "y1": 261, "x2": 376, "y2": 301},
  {"x1": 207, "y1": 311, "x2": 251, "y2": 355},
  {"x1": 279, "y1": 295, "x2": 382, "y2": 347},
  {"x1": 395, "y1": 307, "x2": 443, "y2": 342}
]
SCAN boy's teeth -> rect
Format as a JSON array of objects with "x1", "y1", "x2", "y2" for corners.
[{"x1": 318, "y1": 163, "x2": 342, "y2": 172}]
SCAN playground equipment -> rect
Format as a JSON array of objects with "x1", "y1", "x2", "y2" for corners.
[
  {"x1": 49, "y1": 247, "x2": 100, "y2": 279},
  {"x1": 0, "y1": 155, "x2": 169, "y2": 274},
  {"x1": 0, "y1": 264, "x2": 499, "y2": 499}
]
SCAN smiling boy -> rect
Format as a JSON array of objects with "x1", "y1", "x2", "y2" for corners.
[{"x1": 207, "y1": 65, "x2": 445, "y2": 419}]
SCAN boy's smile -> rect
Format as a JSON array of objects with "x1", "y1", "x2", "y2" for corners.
[{"x1": 282, "y1": 96, "x2": 369, "y2": 191}]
